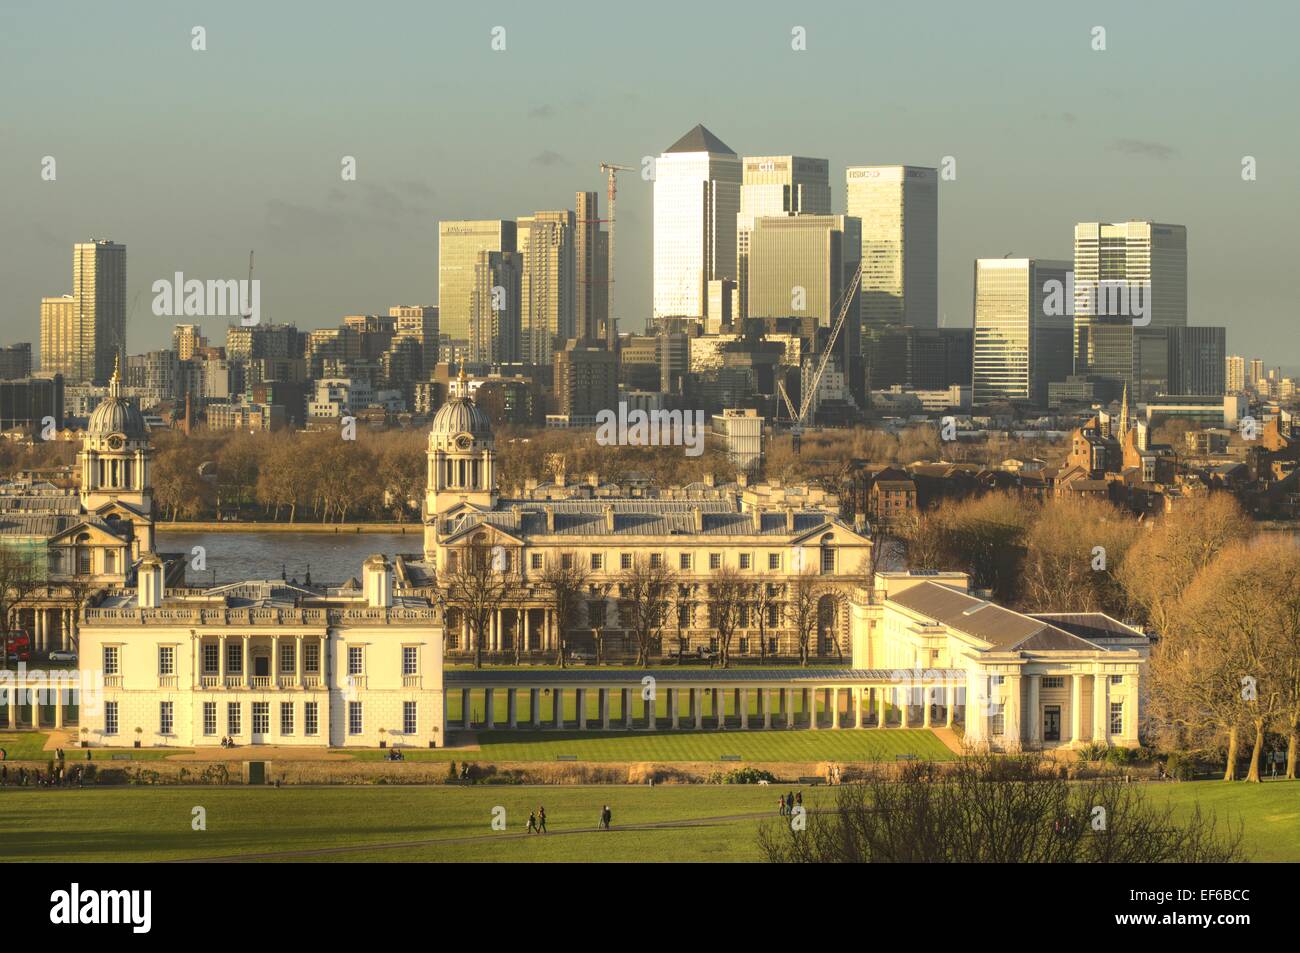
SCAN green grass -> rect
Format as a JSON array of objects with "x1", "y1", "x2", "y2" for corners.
[
  {"x1": 0, "y1": 781, "x2": 1293, "y2": 863},
  {"x1": 345, "y1": 728, "x2": 952, "y2": 763},
  {"x1": 0, "y1": 733, "x2": 190, "y2": 762}
]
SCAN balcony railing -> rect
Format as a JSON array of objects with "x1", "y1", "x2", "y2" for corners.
[
  {"x1": 224, "y1": 675, "x2": 243, "y2": 688},
  {"x1": 249, "y1": 675, "x2": 272, "y2": 688},
  {"x1": 103, "y1": 674, "x2": 122, "y2": 688},
  {"x1": 303, "y1": 674, "x2": 322, "y2": 689},
  {"x1": 200, "y1": 675, "x2": 220, "y2": 688},
  {"x1": 402, "y1": 674, "x2": 422, "y2": 688},
  {"x1": 158, "y1": 675, "x2": 177, "y2": 688}
]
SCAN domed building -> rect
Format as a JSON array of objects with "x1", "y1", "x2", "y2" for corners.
[
  {"x1": 79, "y1": 359, "x2": 153, "y2": 522},
  {"x1": 422, "y1": 371, "x2": 498, "y2": 552}
]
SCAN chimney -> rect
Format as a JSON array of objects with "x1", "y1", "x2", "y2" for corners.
[
  {"x1": 604, "y1": 505, "x2": 615, "y2": 532},
  {"x1": 693, "y1": 507, "x2": 703, "y2": 533},
  {"x1": 545, "y1": 505, "x2": 556, "y2": 533},
  {"x1": 555, "y1": 466, "x2": 566, "y2": 488},
  {"x1": 704, "y1": 472, "x2": 716, "y2": 487},
  {"x1": 363, "y1": 554, "x2": 393, "y2": 608},
  {"x1": 785, "y1": 508, "x2": 795, "y2": 532},
  {"x1": 137, "y1": 553, "x2": 164, "y2": 609},
  {"x1": 588, "y1": 473, "x2": 599, "y2": 488}
]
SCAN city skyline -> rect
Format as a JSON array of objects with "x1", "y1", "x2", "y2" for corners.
[{"x1": 3, "y1": 1, "x2": 1297, "y2": 369}]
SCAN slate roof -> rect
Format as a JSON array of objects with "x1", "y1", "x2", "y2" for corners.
[
  {"x1": 1029, "y1": 613, "x2": 1147, "y2": 642},
  {"x1": 664, "y1": 124, "x2": 735, "y2": 155},
  {"x1": 888, "y1": 581, "x2": 1104, "y2": 652},
  {"x1": 0, "y1": 513, "x2": 129, "y2": 541},
  {"x1": 447, "y1": 667, "x2": 966, "y2": 686}
]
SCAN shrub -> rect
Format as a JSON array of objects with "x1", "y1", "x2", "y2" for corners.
[
  {"x1": 1165, "y1": 751, "x2": 1198, "y2": 781},
  {"x1": 724, "y1": 767, "x2": 777, "y2": 785}
]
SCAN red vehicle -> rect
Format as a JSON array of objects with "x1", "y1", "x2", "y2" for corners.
[{"x1": 3, "y1": 629, "x2": 31, "y2": 663}]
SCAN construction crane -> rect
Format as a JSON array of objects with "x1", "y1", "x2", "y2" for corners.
[
  {"x1": 599, "y1": 162, "x2": 633, "y2": 349},
  {"x1": 785, "y1": 260, "x2": 863, "y2": 452}
]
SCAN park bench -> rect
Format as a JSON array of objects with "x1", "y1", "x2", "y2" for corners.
[
  {"x1": 719, "y1": 754, "x2": 741, "y2": 762},
  {"x1": 110, "y1": 754, "x2": 130, "y2": 761},
  {"x1": 894, "y1": 754, "x2": 918, "y2": 761},
  {"x1": 797, "y1": 776, "x2": 823, "y2": 785},
  {"x1": 555, "y1": 754, "x2": 577, "y2": 762}
]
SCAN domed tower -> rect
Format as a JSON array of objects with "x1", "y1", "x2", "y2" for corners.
[
  {"x1": 78, "y1": 358, "x2": 152, "y2": 516},
  {"x1": 424, "y1": 373, "x2": 497, "y2": 549}
]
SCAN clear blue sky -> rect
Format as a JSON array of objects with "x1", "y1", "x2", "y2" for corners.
[{"x1": 2, "y1": 0, "x2": 1296, "y2": 368}]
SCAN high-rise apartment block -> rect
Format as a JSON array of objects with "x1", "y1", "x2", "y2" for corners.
[
  {"x1": 653, "y1": 125, "x2": 741, "y2": 324},
  {"x1": 438, "y1": 220, "x2": 517, "y2": 354},
  {"x1": 575, "y1": 192, "x2": 609, "y2": 343},
  {"x1": 972, "y1": 258, "x2": 1072, "y2": 407},
  {"x1": 39, "y1": 241, "x2": 127, "y2": 385},
  {"x1": 517, "y1": 210, "x2": 575, "y2": 366}
]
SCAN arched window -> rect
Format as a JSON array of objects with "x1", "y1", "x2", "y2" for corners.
[{"x1": 819, "y1": 533, "x2": 836, "y2": 574}]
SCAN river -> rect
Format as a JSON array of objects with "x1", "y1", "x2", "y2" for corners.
[{"x1": 157, "y1": 530, "x2": 422, "y2": 587}]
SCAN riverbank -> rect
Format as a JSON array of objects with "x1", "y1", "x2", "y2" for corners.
[{"x1": 157, "y1": 521, "x2": 420, "y2": 534}]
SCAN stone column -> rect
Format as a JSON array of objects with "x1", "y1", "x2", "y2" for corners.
[
  {"x1": 483, "y1": 688, "x2": 493, "y2": 729},
  {"x1": 462, "y1": 688, "x2": 472, "y2": 729},
  {"x1": 945, "y1": 684, "x2": 955, "y2": 728},
  {"x1": 241, "y1": 636, "x2": 249, "y2": 687},
  {"x1": 531, "y1": 688, "x2": 541, "y2": 728},
  {"x1": 900, "y1": 688, "x2": 910, "y2": 729},
  {"x1": 739, "y1": 689, "x2": 749, "y2": 729},
  {"x1": 553, "y1": 688, "x2": 564, "y2": 728},
  {"x1": 1027, "y1": 674, "x2": 1041, "y2": 746},
  {"x1": 507, "y1": 689, "x2": 518, "y2": 728},
  {"x1": 1070, "y1": 673, "x2": 1083, "y2": 743},
  {"x1": 54, "y1": 687, "x2": 64, "y2": 728},
  {"x1": 922, "y1": 686, "x2": 932, "y2": 728},
  {"x1": 1093, "y1": 670, "x2": 1109, "y2": 744},
  {"x1": 576, "y1": 688, "x2": 586, "y2": 730},
  {"x1": 693, "y1": 689, "x2": 703, "y2": 729},
  {"x1": 600, "y1": 689, "x2": 610, "y2": 729},
  {"x1": 1005, "y1": 674, "x2": 1022, "y2": 746},
  {"x1": 877, "y1": 688, "x2": 886, "y2": 728},
  {"x1": 830, "y1": 688, "x2": 840, "y2": 729},
  {"x1": 646, "y1": 691, "x2": 656, "y2": 730},
  {"x1": 854, "y1": 688, "x2": 863, "y2": 728},
  {"x1": 763, "y1": 689, "x2": 773, "y2": 729},
  {"x1": 623, "y1": 689, "x2": 633, "y2": 729},
  {"x1": 783, "y1": 688, "x2": 794, "y2": 729},
  {"x1": 219, "y1": 635, "x2": 226, "y2": 683},
  {"x1": 295, "y1": 636, "x2": 304, "y2": 687},
  {"x1": 669, "y1": 688, "x2": 679, "y2": 729},
  {"x1": 6, "y1": 685, "x2": 14, "y2": 731},
  {"x1": 715, "y1": 688, "x2": 725, "y2": 730}
]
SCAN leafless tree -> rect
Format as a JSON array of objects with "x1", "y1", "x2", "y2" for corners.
[
  {"x1": 0, "y1": 544, "x2": 44, "y2": 670},
  {"x1": 433, "y1": 537, "x2": 510, "y2": 669},
  {"x1": 540, "y1": 551, "x2": 589, "y2": 669},
  {"x1": 787, "y1": 567, "x2": 825, "y2": 667},
  {"x1": 618, "y1": 554, "x2": 676, "y2": 666},
  {"x1": 706, "y1": 565, "x2": 745, "y2": 669}
]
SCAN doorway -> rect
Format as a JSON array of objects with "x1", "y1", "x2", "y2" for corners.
[{"x1": 1043, "y1": 705, "x2": 1061, "y2": 743}]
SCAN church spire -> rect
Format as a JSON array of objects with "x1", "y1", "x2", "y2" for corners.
[
  {"x1": 1119, "y1": 383, "x2": 1130, "y2": 443},
  {"x1": 109, "y1": 353, "x2": 122, "y2": 396}
]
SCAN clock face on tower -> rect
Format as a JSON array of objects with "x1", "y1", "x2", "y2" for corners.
[
  {"x1": 455, "y1": 433, "x2": 473, "y2": 451},
  {"x1": 107, "y1": 434, "x2": 126, "y2": 452}
]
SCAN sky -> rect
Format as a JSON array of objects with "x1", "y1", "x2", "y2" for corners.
[{"x1": 2, "y1": 0, "x2": 1297, "y2": 369}]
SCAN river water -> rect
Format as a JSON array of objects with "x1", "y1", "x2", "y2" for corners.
[{"x1": 157, "y1": 530, "x2": 422, "y2": 586}]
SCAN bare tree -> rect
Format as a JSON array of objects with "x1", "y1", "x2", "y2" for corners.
[
  {"x1": 706, "y1": 565, "x2": 745, "y2": 669},
  {"x1": 587, "y1": 580, "x2": 614, "y2": 665},
  {"x1": 0, "y1": 544, "x2": 43, "y2": 670},
  {"x1": 787, "y1": 567, "x2": 825, "y2": 667},
  {"x1": 433, "y1": 537, "x2": 510, "y2": 669},
  {"x1": 618, "y1": 554, "x2": 676, "y2": 666},
  {"x1": 540, "y1": 551, "x2": 589, "y2": 669},
  {"x1": 753, "y1": 581, "x2": 781, "y2": 662}
]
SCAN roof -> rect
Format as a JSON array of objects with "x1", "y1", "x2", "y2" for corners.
[
  {"x1": 888, "y1": 581, "x2": 1103, "y2": 652},
  {"x1": 664, "y1": 124, "x2": 735, "y2": 155},
  {"x1": 1029, "y1": 613, "x2": 1147, "y2": 642},
  {"x1": 447, "y1": 667, "x2": 966, "y2": 686}
]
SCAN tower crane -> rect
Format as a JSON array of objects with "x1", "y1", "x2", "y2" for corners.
[
  {"x1": 599, "y1": 162, "x2": 633, "y2": 348},
  {"x1": 785, "y1": 259, "x2": 863, "y2": 452}
]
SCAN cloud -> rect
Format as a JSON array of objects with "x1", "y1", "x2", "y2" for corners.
[
  {"x1": 530, "y1": 149, "x2": 567, "y2": 167},
  {"x1": 528, "y1": 103, "x2": 555, "y2": 118},
  {"x1": 1107, "y1": 138, "x2": 1178, "y2": 160}
]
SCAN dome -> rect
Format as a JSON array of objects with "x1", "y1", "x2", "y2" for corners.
[
  {"x1": 430, "y1": 394, "x2": 492, "y2": 440},
  {"x1": 88, "y1": 395, "x2": 147, "y2": 438}
]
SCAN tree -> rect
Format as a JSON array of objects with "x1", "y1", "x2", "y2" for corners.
[
  {"x1": 757, "y1": 751, "x2": 1245, "y2": 863},
  {"x1": 753, "y1": 581, "x2": 781, "y2": 662},
  {"x1": 618, "y1": 555, "x2": 676, "y2": 666},
  {"x1": 434, "y1": 537, "x2": 510, "y2": 668},
  {"x1": 787, "y1": 567, "x2": 825, "y2": 667},
  {"x1": 706, "y1": 565, "x2": 745, "y2": 669},
  {"x1": 1020, "y1": 495, "x2": 1138, "y2": 616},
  {"x1": 539, "y1": 552, "x2": 588, "y2": 668},
  {"x1": 151, "y1": 442, "x2": 206, "y2": 521},
  {"x1": 0, "y1": 543, "x2": 43, "y2": 670},
  {"x1": 587, "y1": 580, "x2": 614, "y2": 665},
  {"x1": 377, "y1": 437, "x2": 425, "y2": 523}
]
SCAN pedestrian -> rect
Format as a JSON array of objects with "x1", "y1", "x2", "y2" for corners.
[
  {"x1": 600, "y1": 805, "x2": 611, "y2": 830},
  {"x1": 795, "y1": 790, "x2": 802, "y2": 809},
  {"x1": 527, "y1": 811, "x2": 538, "y2": 834},
  {"x1": 538, "y1": 805, "x2": 547, "y2": 834},
  {"x1": 785, "y1": 791, "x2": 794, "y2": 815},
  {"x1": 777, "y1": 796, "x2": 785, "y2": 817}
]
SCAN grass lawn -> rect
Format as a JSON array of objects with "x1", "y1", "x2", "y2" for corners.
[
  {"x1": 1, "y1": 780, "x2": 1293, "y2": 863},
  {"x1": 344, "y1": 728, "x2": 952, "y2": 763},
  {"x1": 0, "y1": 732, "x2": 190, "y2": 762}
]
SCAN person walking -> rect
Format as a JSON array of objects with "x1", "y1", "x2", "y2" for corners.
[
  {"x1": 537, "y1": 805, "x2": 547, "y2": 834},
  {"x1": 785, "y1": 791, "x2": 794, "y2": 815},
  {"x1": 526, "y1": 811, "x2": 538, "y2": 834},
  {"x1": 600, "y1": 805, "x2": 611, "y2": 830}
]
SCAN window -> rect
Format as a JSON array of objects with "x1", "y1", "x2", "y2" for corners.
[
  {"x1": 280, "y1": 642, "x2": 295, "y2": 674},
  {"x1": 768, "y1": 553, "x2": 781, "y2": 571},
  {"x1": 104, "y1": 701, "x2": 118, "y2": 735},
  {"x1": 767, "y1": 604, "x2": 780, "y2": 626},
  {"x1": 1109, "y1": 674, "x2": 1123, "y2": 686},
  {"x1": 227, "y1": 702, "x2": 242, "y2": 735},
  {"x1": 158, "y1": 645, "x2": 174, "y2": 676},
  {"x1": 530, "y1": 552, "x2": 543, "y2": 570},
  {"x1": 1042, "y1": 676, "x2": 1064, "y2": 689},
  {"x1": 304, "y1": 702, "x2": 319, "y2": 736},
  {"x1": 304, "y1": 642, "x2": 320, "y2": 674},
  {"x1": 649, "y1": 553, "x2": 663, "y2": 569},
  {"x1": 250, "y1": 702, "x2": 268, "y2": 735},
  {"x1": 160, "y1": 701, "x2": 173, "y2": 735},
  {"x1": 1109, "y1": 701, "x2": 1123, "y2": 736},
  {"x1": 820, "y1": 547, "x2": 835, "y2": 573},
  {"x1": 403, "y1": 701, "x2": 417, "y2": 735},
  {"x1": 620, "y1": 553, "x2": 632, "y2": 570},
  {"x1": 348, "y1": 701, "x2": 363, "y2": 735},
  {"x1": 561, "y1": 553, "x2": 573, "y2": 569},
  {"x1": 991, "y1": 675, "x2": 1006, "y2": 685},
  {"x1": 738, "y1": 637, "x2": 749, "y2": 654},
  {"x1": 347, "y1": 645, "x2": 364, "y2": 676},
  {"x1": 990, "y1": 703, "x2": 1005, "y2": 736},
  {"x1": 709, "y1": 553, "x2": 721, "y2": 570},
  {"x1": 590, "y1": 553, "x2": 603, "y2": 571},
  {"x1": 203, "y1": 702, "x2": 217, "y2": 736},
  {"x1": 202, "y1": 643, "x2": 218, "y2": 674},
  {"x1": 280, "y1": 702, "x2": 294, "y2": 735},
  {"x1": 103, "y1": 646, "x2": 119, "y2": 676},
  {"x1": 739, "y1": 553, "x2": 751, "y2": 570},
  {"x1": 678, "y1": 604, "x2": 691, "y2": 627},
  {"x1": 227, "y1": 642, "x2": 242, "y2": 674},
  {"x1": 402, "y1": 646, "x2": 418, "y2": 676},
  {"x1": 679, "y1": 553, "x2": 692, "y2": 571}
]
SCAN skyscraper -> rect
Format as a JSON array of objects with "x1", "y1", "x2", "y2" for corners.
[
  {"x1": 736, "y1": 156, "x2": 831, "y2": 320},
  {"x1": 845, "y1": 166, "x2": 938, "y2": 332},
  {"x1": 652, "y1": 124, "x2": 741, "y2": 325},
  {"x1": 40, "y1": 242, "x2": 126, "y2": 385},
  {"x1": 575, "y1": 192, "x2": 609, "y2": 343},
  {"x1": 438, "y1": 220, "x2": 517, "y2": 355},
  {"x1": 172, "y1": 324, "x2": 206, "y2": 361},
  {"x1": 1168, "y1": 326, "x2": 1226, "y2": 396},
  {"x1": 1225, "y1": 355, "x2": 1246, "y2": 393},
  {"x1": 469, "y1": 250, "x2": 522, "y2": 365},
  {"x1": 1072, "y1": 221, "x2": 1187, "y2": 391},
  {"x1": 517, "y1": 210, "x2": 575, "y2": 366},
  {"x1": 972, "y1": 258, "x2": 1072, "y2": 407},
  {"x1": 40, "y1": 294, "x2": 77, "y2": 378}
]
